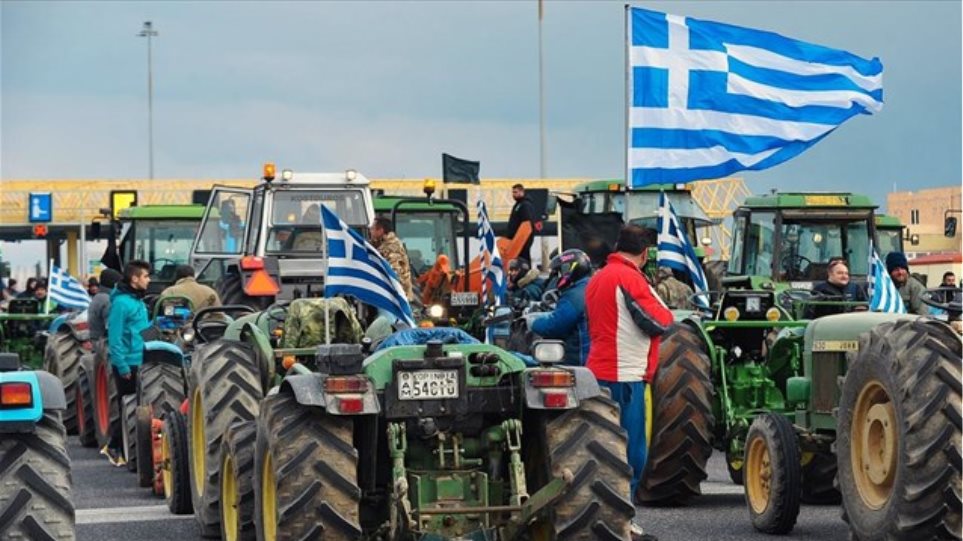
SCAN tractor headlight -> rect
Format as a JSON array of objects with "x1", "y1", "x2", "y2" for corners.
[
  {"x1": 281, "y1": 169, "x2": 294, "y2": 181},
  {"x1": 181, "y1": 329, "x2": 195, "y2": 343},
  {"x1": 765, "y1": 307, "x2": 781, "y2": 322},
  {"x1": 723, "y1": 306, "x2": 740, "y2": 321},
  {"x1": 533, "y1": 340, "x2": 565, "y2": 364},
  {"x1": 428, "y1": 304, "x2": 445, "y2": 319}
]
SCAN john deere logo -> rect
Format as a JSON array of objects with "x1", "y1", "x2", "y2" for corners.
[{"x1": 812, "y1": 340, "x2": 859, "y2": 352}]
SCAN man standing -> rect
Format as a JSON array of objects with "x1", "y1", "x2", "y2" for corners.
[
  {"x1": 88, "y1": 269, "x2": 122, "y2": 343},
  {"x1": 370, "y1": 217, "x2": 414, "y2": 301},
  {"x1": 885, "y1": 252, "x2": 927, "y2": 315},
  {"x1": 585, "y1": 225, "x2": 674, "y2": 503},
  {"x1": 506, "y1": 184, "x2": 535, "y2": 265},
  {"x1": 160, "y1": 265, "x2": 221, "y2": 315},
  {"x1": 654, "y1": 266, "x2": 695, "y2": 310},
  {"x1": 103, "y1": 260, "x2": 151, "y2": 466}
]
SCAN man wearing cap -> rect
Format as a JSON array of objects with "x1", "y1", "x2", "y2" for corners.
[
  {"x1": 159, "y1": 265, "x2": 221, "y2": 315},
  {"x1": 886, "y1": 252, "x2": 927, "y2": 315}
]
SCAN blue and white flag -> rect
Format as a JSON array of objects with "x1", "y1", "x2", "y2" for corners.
[
  {"x1": 48, "y1": 263, "x2": 90, "y2": 310},
  {"x1": 657, "y1": 192, "x2": 709, "y2": 309},
  {"x1": 477, "y1": 200, "x2": 506, "y2": 306},
  {"x1": 868, "y1": 248, "x2": 906, "y2": 314},
  {"x1": 320, "y1": 206, "x2": 415, "y2": 327},
  {"x1": 627, "y1": 7, "x2": 883, "y2": 187}
]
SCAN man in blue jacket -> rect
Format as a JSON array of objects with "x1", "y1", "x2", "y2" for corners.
[
  {"x1": 526, "y1": 249, "x2": 592, "y2": 366},
  {"x1": 102, "y1": 259, "x2": 151, "y2": 465}
]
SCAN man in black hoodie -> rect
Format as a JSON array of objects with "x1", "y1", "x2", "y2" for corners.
[{"x1": 506, "y1": 183, "x2": 535, "y2": 265}]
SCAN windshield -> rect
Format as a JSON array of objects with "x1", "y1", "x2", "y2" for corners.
[
  {"x1": 124, "y1": 220, "x2": 198, "y2": 280},
  {"x1": 579, "y1": 191, "x2": 711, "y2": 224},
  {"x1": 267, "y1": 190, "x2": 368, "y2": 253},
  {"x1": 876, "y1": 228, "x2": 903, "y2": 262},
  {"x1": 393, "y1": 212, "x2": 458, "y2": 275}
]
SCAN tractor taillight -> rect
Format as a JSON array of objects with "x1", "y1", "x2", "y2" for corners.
[
  {"x1": 337, "y1": 397, "x2": 364, "y2": 414},
  {"x1": 324, "y1": 376, "x2": 367, "y2": 394},
  {"x1": 239, "y1": 256, "x2": 265, "y2": 271},
  {"x1": 73, "y1": 322, "x2": 89, "y2": 331},
  {"x1": 0, "y1": 382, "x2": 33, "y2": 407},
  {"x1": 542, "y1": 392, "x2": 569, "y2": 408},
  {"x1": 530, "y1": 370, "x2": 574, "y2": 388}
]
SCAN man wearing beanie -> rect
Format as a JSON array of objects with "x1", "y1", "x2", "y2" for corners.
[
  {"x1": 885, "y1": 251, "x2": 927, "y2": 315},
  {"x1": 88, "y1": 268, "x2": 123, "y2": 342}
]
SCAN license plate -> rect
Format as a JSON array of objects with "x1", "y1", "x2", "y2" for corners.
[
  {"x1": 397, "y1": 370, "x2": 459, "y2": 401},
  {"x1": 450, "y1": 292, "x2": 479, "y2": 306}
]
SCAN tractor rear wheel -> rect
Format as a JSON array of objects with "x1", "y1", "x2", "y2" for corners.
[
  {"x1": 529, "y1": 395, "x2": 635, "y2": 539},
  {"x1": 138, "y1": 361, "x2": 186, "y2": 416},
  {"x1": 744, "y1": 413, "x2": 801, "y2": 534},
  {"x1": 122, "y1": 394, "x2": 139, "y2": 472},
  {"x1": 188, "y1": 340, "x2": 263, "y2": 538},
  {"x1": 254, "y1": 392, "x2": 362, "y2": 541},
  {"x1": 136, "y1": 405, "x2": 155, "y2": 488},
  {"x1": 75, "y1": 362, "x2": 98, "y2": 448},
  {"x1": 93, "y1": 348, "x2": 120, "y2": 449},
  {"x1": 219, "y1": 421, "x2": 257, "y2": 541},
  {"x1": 44, "y1": 330, "x2": 84, "y2": 433},
  {"x1": 163, "y1": 410, "x2": 193, "y2": 515},
  {"x1": 638, "y1": 324, "x2": 715, "y2": 505},
  {"x1": 216, "y1": 272, "x2": 273, "y2": 312},
  {"x1": 837, "y1": 319, "x2": 962, "y2": 540},
  {"x1": 0, "y1": 411, "x2": 75, "y2": 540}
]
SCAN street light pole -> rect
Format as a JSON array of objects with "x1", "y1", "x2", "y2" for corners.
[
  {"x1": 537, "y1": 0, "x2": 546, "y2": 179},
  {"x1": 138, "y1": 21, "x2": 158, "y2": 180}
]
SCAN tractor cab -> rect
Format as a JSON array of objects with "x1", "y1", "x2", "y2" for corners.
[
  {"x1": 112, "y1": 205, "x2": 207, "y2": 294},
  {"x1": 727, "y1": 192, "x2": 877, "y2": 289},
  {"x1": 189, "y1": 164, "x2": 375, "y2": 308},
  {"x1": 875, "y1": 214, "x2": 907, "y2": 262}
]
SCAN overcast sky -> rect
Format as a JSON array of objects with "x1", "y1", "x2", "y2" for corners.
[{"x1": 1, "y1": 1, "x2": 961, "y2": 269}]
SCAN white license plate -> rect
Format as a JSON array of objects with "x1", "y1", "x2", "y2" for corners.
[
  {"x1": 450, "y1": 292, "x2": 479, "y2": 307},
  {"x1": 397, "y1": 370, "x2": 459, "y2": 401}
]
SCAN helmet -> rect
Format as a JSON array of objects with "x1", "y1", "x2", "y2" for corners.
[{"x1": 550, "y1": 249, "x2": 592, "y2": 291}]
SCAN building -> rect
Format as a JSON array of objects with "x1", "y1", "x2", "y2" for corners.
[{"x1": 887, "y1": 185, "x2": 962, "y2": 256}]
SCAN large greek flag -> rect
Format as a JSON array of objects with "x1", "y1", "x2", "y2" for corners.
[
  {"x1": 627, "y1": 7, "x2": 883, "y2": 187},
  {"x1": 868, "y1": 249, "x2": 906, "y2": 314},
  {"x1": 657, "y1": 192, "x2": 709, "y2": 308},
  {"x1": 477, "y1": 200, "x2": 506, "y2": 306},
  {"x1": 48, "y1": 263, "x2": 90, "y2": 310},
  {"x1": 320, "y1": 206, "x2": 415, "y2": 327}
]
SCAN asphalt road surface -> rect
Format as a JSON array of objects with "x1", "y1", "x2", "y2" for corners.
[{"x1": 70, "y1": 437, "x2": 849, "y2": 541}]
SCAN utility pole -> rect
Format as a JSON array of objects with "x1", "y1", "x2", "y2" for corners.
[
  {"x1": 538, "y1": 0, "x2": 546, "y2": 179},
  {"x1": 138, "y1": 21, "x2": 158, "y2": 180}
]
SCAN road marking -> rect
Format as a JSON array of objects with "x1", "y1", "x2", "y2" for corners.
[
  {"x1": 76, "y1": 505, "x2": 193, "y2": 525},
  {"x1": 700, "y1": 483, "x2": 745, "y2": 496}
]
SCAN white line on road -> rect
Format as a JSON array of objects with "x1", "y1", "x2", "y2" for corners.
[
  {"x1": 76, "y1": 505, "x2": 193, "y2": 525},
  {"x1": 700, "y1": 483, "x2": 745, "y2": 496}
]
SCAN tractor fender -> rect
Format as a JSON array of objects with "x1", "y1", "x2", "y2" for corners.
[
  {"x1": 143, "y1": 340, "x2": 186, "y2": 367},
  {"x1": 523, "y1": 366, "x2": 602, "y2": 410},
  {"x1": 280, "y1": 373, "x2": 380, "y2": 416},
  {"x1": 48, "y1": 310, "x2": 91, "y2": 342},
  {"x1": 0, "y1": 371, "x2": 66, "y2": 432},
  {"x1": 34, "y1": 370, "x2": 67, "y2": 411}
]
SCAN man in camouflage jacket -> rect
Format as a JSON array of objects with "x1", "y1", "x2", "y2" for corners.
[
  {"x1": 370, "y1": 217, "x2": 414, "y2": 301},
  {"x1": 654, "y1": 266, "x2": 694, "y2": 310}
]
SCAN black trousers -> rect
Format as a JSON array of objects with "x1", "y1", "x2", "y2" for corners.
[{"x1": 108, "y1": 365, "x2": 139, "y2": 451}]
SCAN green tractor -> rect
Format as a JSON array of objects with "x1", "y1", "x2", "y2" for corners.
[
  {"x1": 639, "y1": 191, "x2": 962, "y2": 538},
  {"x1": 0, "y1": 298, "x2": 56, "y2": 370},
  {"x1": 187, "y1": 295, "x2": 635, "y2": 540}
]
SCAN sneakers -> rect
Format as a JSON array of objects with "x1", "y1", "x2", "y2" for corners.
[
  {"x1": 631, "y1": 522, "x2": 658, "y2": 541},
  {"x1": 100, "y1": 445, "x2": 126, "y2": 467}
]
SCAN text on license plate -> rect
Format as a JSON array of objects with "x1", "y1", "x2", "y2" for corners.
[
  {"x1": 450, "y1": 292, "x2": 479, "y2": 306},
  {"x1": 397, "y1": 370, "x2": 459, "y2": 401}
]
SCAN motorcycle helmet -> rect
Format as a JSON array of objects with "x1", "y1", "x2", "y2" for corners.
[{"x1": 549, "y1": 249, "x2": 592, "y2": 291}]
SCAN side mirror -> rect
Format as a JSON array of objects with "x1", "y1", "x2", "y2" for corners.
[{"x1": 945, "y1": 216, "x2": 958, "y2": 238}]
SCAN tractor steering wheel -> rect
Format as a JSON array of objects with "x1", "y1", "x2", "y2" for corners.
[{"x1": 781, "y1": 255, "x2": 813, "y2": 280}]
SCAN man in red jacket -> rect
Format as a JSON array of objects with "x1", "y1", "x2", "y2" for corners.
[{"x1": 585, "y1": 224, "x2": 674, "y2": 503}]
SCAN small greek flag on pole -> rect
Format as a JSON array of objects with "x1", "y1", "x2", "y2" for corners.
[
  {"x1": 477, "y1": 200, "x2": 506, "y2": 307},
  {"x1": 657, "y1": 192, "x2": 709, "y2": 308},
  {"x1": 48, "y1": 262, "x2": 91, "y2": 310},
  {"x1": 868, "y1": 248, "x2": 906, "y2": 314},
  {"x1": 321, "y1": 206, "x2": 415, "y2": 327},
  {"x1": 627, "y1": 6, "x2": 883, "y2": 187}
]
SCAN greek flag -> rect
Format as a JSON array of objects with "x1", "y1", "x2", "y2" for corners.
[
  {"x1": 320, "y1": 206, "x2": 415, "y2": 327},
  {"x1": 477, "y1": 200, "x2": 506, "y2": 306},
  {"x1": 657, "y1": 192, "x2": 709, "y2": 309},
  {"x1": 868, "y1": 248, "x2": 906, "y2": 314},
  {"x1": 48, "y1": 263, "x2": 90, "y2": 310},
  {"x1": 627, "y1": 7, "x2": 883, "y2": 187}
]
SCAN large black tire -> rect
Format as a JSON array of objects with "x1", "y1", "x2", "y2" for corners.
[
  {"x1": 0, "y1": 411, "x2": 75, "y2": 539},
  {"x1": 189, "y1": 340, "x2": 264, "y2": 538},
  {"x1": 800, "y1": 452, "x2": 840, "y2": 505},
  {"x1": 638, "y1": 324, "x2": 715, "y2": 505},
  {"x1": 744, "y1": 413, "x2": 802, "y2": 534},
  {"x1": 215, "y1": 272, "x2": 273, "y2": 312},
  {"x1": 253, "y1": 392, "x2": 361, "y2": 540},
  {"x1": 163, "y1": 410, "x2": 193, "y2": 515},
  {"x1": 44, "y1": 330, "x2": 84, "y2": 433},
  {"x1": 122, "y1": 393, "x2": 138, "y2": 472},
  {"x1": 219, "y1": 421, "x2": 257, "y2": 541},
  {"x1": 837, "y1": 319, "x2": 962, "y2": 540},
  {"x1": 529, "y1": 395, "x2": 635, "y2": 539},
  {"x1": 75, "y1": 363, "x2": 98, "y2": 448},
  {"x1": 93, "y1": 345, "x2": 120, "y2": 449},
  {"x1": 138, "y1": 361, "x2": 186, "y2": 416}
]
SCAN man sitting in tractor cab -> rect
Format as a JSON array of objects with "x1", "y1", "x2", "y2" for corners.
[{"x1": 804, "y1": 258, "x2": 867, "y2": 319}]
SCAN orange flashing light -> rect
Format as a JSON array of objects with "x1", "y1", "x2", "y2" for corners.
[
  {"x1": 281, "y1": 355, "x2": 297, "y2": 370},
  {"x1": 243, "y1": 270, "x2": 280, "y2": 297},
  {"x1": 263, "y1": 162, "x2": 276, "y2": 181},
  {"x1": 240, "y1": 256, "x2": 264, "y2": 271},
  {"x1": 0, "y1": 382, "x2": 33, "y2": 407}
]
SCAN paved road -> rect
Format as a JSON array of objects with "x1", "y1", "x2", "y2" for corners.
[{"x1": 71, "y1": 437, "x2": 848, "y2": 541}]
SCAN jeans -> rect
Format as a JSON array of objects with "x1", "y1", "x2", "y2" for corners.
[{"x1": 598, "y1": 380, "x2": 647, "y2": 500}]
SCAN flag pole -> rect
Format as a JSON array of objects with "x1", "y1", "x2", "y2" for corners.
[
  {"x1": 624, "y1": 4, "x2": 631, "y2": 190},
  {"x1": 538, "y1": 0, "x2": 546, "y2": 179},
  {"x1": 45, "y1": 258, "x2": 53, "y2": 314}
]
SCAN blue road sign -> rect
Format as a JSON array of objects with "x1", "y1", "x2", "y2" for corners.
[{"x1": 29, "y1": 193, "x2": 53, "y2": 223}]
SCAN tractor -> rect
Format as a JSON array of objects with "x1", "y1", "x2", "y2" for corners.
[
  {"x1": 638, "y1": 191, "x2": 961, "y2": 539},
  {"x1": 0, "y1": 298, "x2": 55, "y2": 370},
  {"x1": 0, "y1": 352, "x2": 74, "y2": 540}
]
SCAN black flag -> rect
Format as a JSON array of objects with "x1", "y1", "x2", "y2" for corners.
[
  {"x1": 99, "y1": 223, "x2": 123, "y2": 271},
  {"x1": 442, "y1": 153, "x2": 480, "y2": 184}
]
